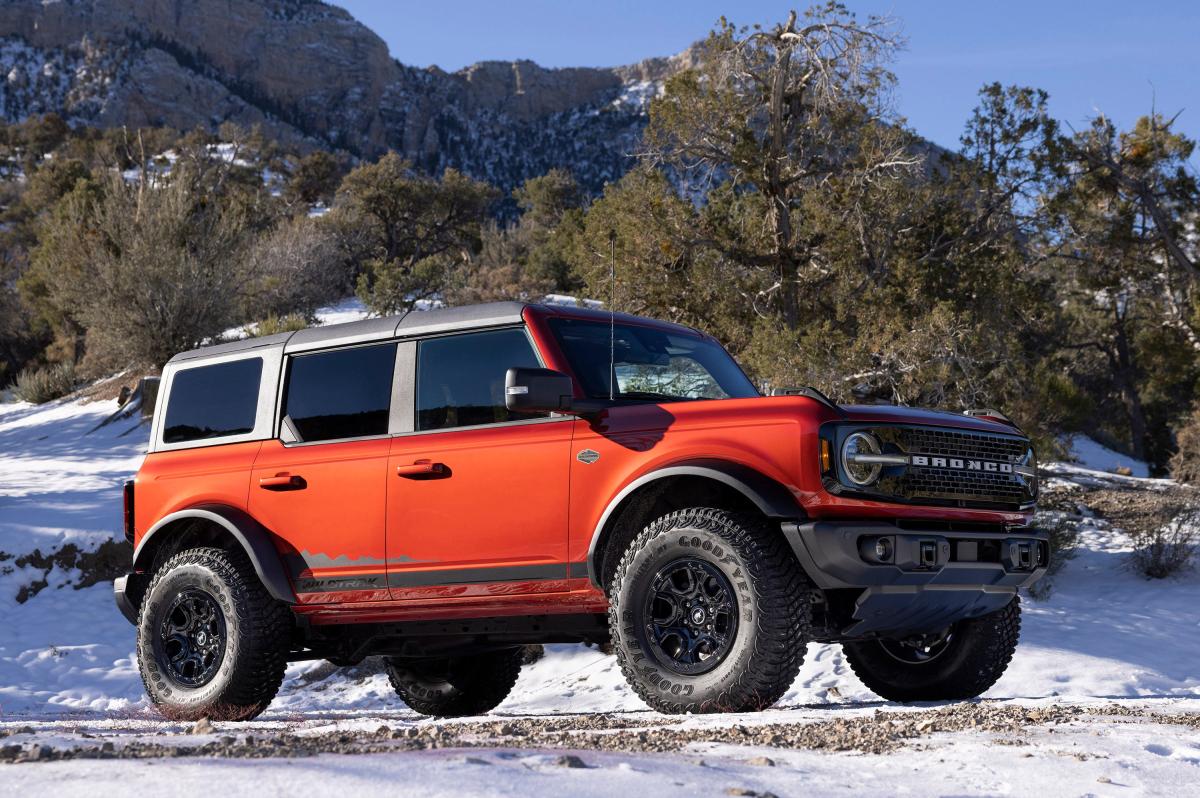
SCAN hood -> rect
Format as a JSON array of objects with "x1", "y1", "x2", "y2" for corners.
[{"x1": 837, "y1": 404, "x2": 1023, "y2": 437}]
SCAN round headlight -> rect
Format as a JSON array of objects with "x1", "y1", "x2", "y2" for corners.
[{"x1": 841, "y1": 432, "x2": 883, "y2": 486}]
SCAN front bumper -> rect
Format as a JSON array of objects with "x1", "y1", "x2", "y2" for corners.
[{"x1": 782, "y1": 520, "x2": 1048, "y2": 638}]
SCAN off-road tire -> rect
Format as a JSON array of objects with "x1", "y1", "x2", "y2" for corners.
[
  {"x1": 385, "y1": 648, "x2": 523, "y2": 717},
  {"x1": 137, "y1": 546, "x2": 292, "y2": 721},
  {"x1": 842, "y1": 596, "x2": 1022, "y2": 703},
  {"x1": 609, "y1": 507, "x2": 812, "y2": 714}
]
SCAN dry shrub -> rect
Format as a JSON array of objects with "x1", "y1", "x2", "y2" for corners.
[
  {"x1": 1089, "y1": 488, "x2": 1197, "y2": 579},
  {"x1": 241, "y1": 215, "x2": 349, "y2": 321},
  {"x1": 1027, "y1": 484, "x2": 1085, "y2": 599},
  {"x1": 1026, "y1": 516, "x2": 1083, "y2": 599},
  {"x1": 251, "y1": 313, "x2": 309, "y2": 338},
  {"x1": 13, "y1": 361, "x2": 76, "y2": 403},
  {"x1": 1127, "y1": 509, "x2": 1197, "y2": 579},
  {"x1": 1170, "y1": 406, "x2": 1200, "y2": 485}
]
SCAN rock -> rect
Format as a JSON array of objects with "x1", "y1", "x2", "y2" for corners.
[
  {"x1": 189, "y1": 717, "x2": 215, "y2": 735},
  {"x1": 746, "y1": 755, "x2": 775, "y2": 766},
  {"x1": 553, "y1": 754, "x2": 588, "y2": 768}
]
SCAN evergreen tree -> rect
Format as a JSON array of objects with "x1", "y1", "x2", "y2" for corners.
[{"x1": 336, "y1": 153, "x2": 497, "y2": 315}]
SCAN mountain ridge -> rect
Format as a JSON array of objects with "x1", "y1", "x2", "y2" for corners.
[{"x1": 0, "y1": 0, "x2": 694, "y2": 193}]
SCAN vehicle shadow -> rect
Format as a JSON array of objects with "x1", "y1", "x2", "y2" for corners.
[{"x1": 586, "y1": 405, "x2": 676, "y2": 452}]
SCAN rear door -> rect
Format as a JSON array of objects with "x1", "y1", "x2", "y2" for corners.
[
  {"x1": 385, "y1": 327, "x2": 573, "y2": 598},
  {"x1": 250, "y1": 342, "x2": 398, "y2": 603}
]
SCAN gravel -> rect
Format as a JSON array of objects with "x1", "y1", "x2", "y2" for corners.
[{"x1": 3, "y1": 702, "x2": 1196, "y2": 765}]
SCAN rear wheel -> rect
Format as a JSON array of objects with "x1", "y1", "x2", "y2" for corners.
[
  {"x1": 609, "y1": 507, "x2": 812, "y2": 714},
  {"x1": 385, "y1": 648, "x2": 523, "y2": 717},
  {"x1": 136, "y1": 547, "x2": 292, "y2": 721},
  {"x1": 842, "y1": 596, "x2": 1022, "y2": 702}
]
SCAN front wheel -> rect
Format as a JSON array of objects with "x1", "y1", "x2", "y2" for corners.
[
  {"x1": 385, "y1": 648, "x2": 523, "y2": 717},
  {"x1": 136, "y1": 547, "x2": 292, "y2": 721},
  {"x1": 842, "y1": 596, "x2": 1022, "y2": 703},
  {"x1": 609, "y1": 508, "x2": 812, "y2": 714}
]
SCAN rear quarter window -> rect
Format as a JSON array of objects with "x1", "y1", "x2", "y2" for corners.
[
  {"x1": 284, "y1": 343, "x2": 397, "y2": 442},
  {"x1": 163, "y1": 358, "x2": 263, "y2": 444}
]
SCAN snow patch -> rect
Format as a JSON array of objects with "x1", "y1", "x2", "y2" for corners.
[{"x1": 1065, "y1": 434, "x2": 1150, "y2": 477}]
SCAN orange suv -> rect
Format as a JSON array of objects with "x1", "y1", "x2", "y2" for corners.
[{"x1": 115, "y1": 302, "x2": 1046, "y2": 720}]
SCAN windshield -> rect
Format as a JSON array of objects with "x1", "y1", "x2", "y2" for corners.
[{"x1": 547, "y1": 318, "x2": 758, "y2": 403}]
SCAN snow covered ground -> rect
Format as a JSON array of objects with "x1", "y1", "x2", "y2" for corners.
[{"x1": 1, "y1": 312, "x2": 1198, "y2": 793}]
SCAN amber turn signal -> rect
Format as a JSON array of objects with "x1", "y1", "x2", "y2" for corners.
[{"x1": 820, "y1": 438, "x2": 832, "y2": 474}]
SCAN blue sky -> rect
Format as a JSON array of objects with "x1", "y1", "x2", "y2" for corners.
[{"x1": 331, "y1": 1, "x2": 1199, "y2": 154}]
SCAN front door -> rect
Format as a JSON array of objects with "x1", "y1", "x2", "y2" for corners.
[
  {"x1": 386, "y1": 327, "x2": 573, "y2": 598},
  {"x1": 249, "y1": 342, "x2": 398, "y2": 604}
]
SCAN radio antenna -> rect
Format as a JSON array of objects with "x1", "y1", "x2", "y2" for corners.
[{"x1": 608, "y1": 230, "x2": 616, "y2": 401}]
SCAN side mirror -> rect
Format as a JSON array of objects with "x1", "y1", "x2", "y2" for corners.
[
  {"x1": 505, "y1": 367, "x2": 605, "y2": 417},
  {"x1": 505, "y1": 367, "x2": 575, "y2": 414}
]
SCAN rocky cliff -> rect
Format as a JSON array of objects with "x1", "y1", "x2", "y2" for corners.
[{"x1": 0, "y1": 0, "x2": 689, "y2": 194}]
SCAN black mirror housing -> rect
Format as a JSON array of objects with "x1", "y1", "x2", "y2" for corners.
[{"x1": 505, "y1": 367, "x2": 576, "y2": 414}]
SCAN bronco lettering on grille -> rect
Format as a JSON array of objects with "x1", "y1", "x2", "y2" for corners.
[{"x1": 910, "y1": 455, "x2": 1013, "y2": 473}]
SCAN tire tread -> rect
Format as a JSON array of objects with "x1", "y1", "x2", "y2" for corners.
[
  {"x1": 137, "y1": 546, "x2": 291, "y2": 721},
  {"x1": 609, "y1": 507, "x2": 811, "y2": 714},
  {"x1": 844, "y1": 596, "x2": 1022, "y2": 703}
]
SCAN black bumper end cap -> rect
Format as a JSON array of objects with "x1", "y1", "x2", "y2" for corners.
[{"x1": 113, "y1": 574, "x2": 138, "y2": 625}]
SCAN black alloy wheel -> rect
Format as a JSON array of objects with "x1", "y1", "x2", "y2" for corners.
[
  {"x1": 156, "y1": 588, "x2": 227, "y2": 687},
  {"x1": 642, "y1": 558, "x2": 739, "y2": 675},
  {"x1": 609, "y1": 508, "x2": 812, "y2": 714},
  {"x1": 137, "y1": 546, "x2": 291, "y2": 721}
]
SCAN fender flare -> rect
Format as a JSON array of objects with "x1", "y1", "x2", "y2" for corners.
[
  {"x1": 133, "y1": 504, "x2": 296, "y2": 604},
  {"x1": 585, "y1": 459, "x2": 803, "y2": 588}
]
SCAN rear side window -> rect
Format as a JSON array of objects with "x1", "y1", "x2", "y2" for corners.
[
  {"x1": 163, "y1": 358, "x2": 263, "y2": 444},
  {"x1": 416, "y1": 328, "x2": 542, "y2": 431},
  {"x1": 284, "y1": 343, "x2": 396, "y2": 442}
]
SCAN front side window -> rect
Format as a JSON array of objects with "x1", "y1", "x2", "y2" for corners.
[
  {"x1": 163, "y1": 357, "x2": 263, "y2": 444},
  {"x1": 416, "y1": 328, "x2": 543, "y2": 431},
  {"x1": 548, "y1": 318, "x2": 758, "y2": 403},
  {"x1": 284, "y1": 343, "x2": 396, "y2": 442}
]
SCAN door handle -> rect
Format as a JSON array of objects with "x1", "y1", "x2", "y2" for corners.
[
  {"x1": 396, "y1": 461, "x2": 447, "y2": 478},
  {"x1": 258, "y1": 474, "x2": 306, "y2": 490}
]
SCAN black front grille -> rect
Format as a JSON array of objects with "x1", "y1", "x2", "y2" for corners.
[
  {"x1": 871, "y1": 425, "x2": 1036, "y2": 509},
  {"x1": 896, "y1": 427, "x2": 1030, "y2": 462},
  {"x1": 898, "y1": 463, "x2": 1029, "y2": 506}
]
